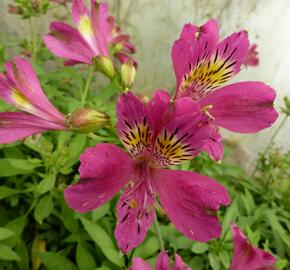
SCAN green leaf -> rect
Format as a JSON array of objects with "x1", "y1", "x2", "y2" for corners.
[
  {"x1": 0, "y1": 187, "x2": 19, "y2": 200},
  {"x1": 191, "y1": 242, "x2": 209, "y2": 254},
  {"x1": 208, "y1": 253, "x2": 221, "y2": 270},
  {"x1": 134, "y1": 236, "x2": 159, "y2": 258},
  {"x1": 222, "y1": 199, "x2": 237, "y2": 236},
  {"x1": 219, "y1": 250, "x2": 230, "y2": 268},
  {"x1": 39, "y1": 252, "x2": 77, "y2": 270},
  {"x1": 102, "y1": 248, "x2": 124, "y2": 267},
  {"x1": 0, "y1": 244, "x2": 20, "y2": 261},
  {"x1": 80, "y1": 218, "x2": 124, "y2": 266},
  {"x1": 60, "y1": 197, "x2": 79, "y2": 233},
  {"x1": 15, "y1": 239, "x2": 30, "y2": 270},
  {"x1": 80, "y1": 218, "x2": 114, "y2": 249},
  {"x1": 34, "y1": 195, "x2": 53, "y2": 224},
  {"x1": 0, "y1": 228, "x2": 15, "y2": 241},
  {"x1": 0, "y1": 158, "x2": 42, "y2": 177},
  {"x1": 37, "y1": 171, "x2": 57, "y2": 194},
  {"x1": 189, "y1": 256, "x2": 204, "y2": 270},
  {"x1": 76, "y1": 243, "x2": 96, "y2": 270},
  {"x1": 5, "y1": 216, "x2": 27, "y2": 247},
  {"x1": 91, "y1": 203, "x2": 110, "y2": 221}
]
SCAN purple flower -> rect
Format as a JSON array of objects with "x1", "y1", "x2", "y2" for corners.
[
  {"x1": 65, "y1": 90, "x2": 231, "y2": 253},
  {"x1": 131, "y1": 251, "x2": 191, "y2": 270},
  {"x1": 230, "y1": 224, "x2": 277, "y2": 270},
  {"x1": 172, "y1": 20, "x2": 278, "y2": 161},
  {"x1": 0, "y1": 57, "x2": 67, "y2": 144},
  {"x1": 44, "y1": 0, "x2": 136, "y2": 66},
  {"x1": 244, "y1": 44, "x2": 259, "y2": 68}
]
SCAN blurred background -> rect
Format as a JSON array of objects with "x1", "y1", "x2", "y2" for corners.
[{"x1": 0, "y1": 0, "x2": 289, "y2": 169}]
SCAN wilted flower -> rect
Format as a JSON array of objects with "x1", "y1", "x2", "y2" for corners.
[
  {"x1": 44, "y1": 0, "x2": 136, "y2": 67},
  {"x1": 131, "y1": 251, "x2": 191, "y2": 270},
  {"x1": 172, "y1": 20, "x2": 278, "y2": 161},
  {"x1": 67, "y1": 107, "x2": 109, "y2": 133},
  {"x1": 0, "y1": 57, "x2": 67, "y2": 144},
  {"x1": 230, "y1": 224, "x2": 277, "y2": 270},
  {"x1": 244, "y1": 44, "x2": 259, "y2": 67},
  {"x1": 65, "y1": 90, "x2": 230, "y2": 253}
]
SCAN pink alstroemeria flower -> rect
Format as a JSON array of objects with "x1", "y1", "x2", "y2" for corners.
[
  {"x1": 65, "y1": 90, "x2": 231, "y2": 253},
  {"x1": 244, "y1": 44, "x2": 259, "y2": 67},
  {"x1": 131, "y1": 251, "x2": 191, "y2": 270},
  {"x1": 230, "y1": 224, "x2": 277, "y2": 270},
  {"x1": 172, "y1": 20, "x2": 278, "y2": 160},
  {"x1": 0, "y1": 57, "x2": 67, "y2": 144},
  {"x1": 44, "y1": 0, "x2": 135, "y2": 66}
]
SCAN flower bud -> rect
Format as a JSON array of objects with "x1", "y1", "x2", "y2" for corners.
[
  {"x1": 68, "y1": 108, "x2": 109, "y2": 133},
  {"x1": 121, "y1": 61, "x2": 136, "y2": 88},
  {"x1": 93, "y1": 56, "x2": 115, "y2": 79}
]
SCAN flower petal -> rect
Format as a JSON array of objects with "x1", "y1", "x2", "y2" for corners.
[
  {"x1": 72, "y1": 0, "x2": 103, "y2": 54},
  {"x1": 153, "y1": 169, "x2": 231, "y2": 242},
  {"x1": 202, "y1": 126, "x2": 223, "y2": 161},
  {"x1": 131, "y1": 258, "x2": 153, "y2": 270},
  {"x1": 175, "y1": 28, "x2": 249, "y2": 100},
  {"x1": 0, "y1": 112, "x2": 65, "y2": 144},
  {"x1": 156, "y1": 251, "x2": 170, "y2": 270},
  {"x1": 4, "y1": 57, "x2": 66, "y2": 124},
  {"x1": 146, "y1": 90, "x2": 171, "y2": 135},
  {"x1": 115, "y1": 180, "x2": 155, "y2": 253},
  {"x1": 72, "y1": 0, "x2": 90, "y2": 25},
  {"x1": 244, "y1": 44, "x2": 259, "y2": 67},
  {"x1": 173, "y1": 254, "x2": 191, "y2": 270},
  {"x1": 198, "y1": 82, "x2": 279, "y2": 133},
  {"x1": 90, "y1": 1, "x2": 110, "y2": 55},
  {"x1": 44, "y1": 21, "x2": 94, "y2": 64},
  {"x1": 64, "y1": 143, "x2": 134, "y2": 212},
  {"x1": 117, "y1": 92, "x2": 152, "y2": 160},
  {"x1": 152, "y1": 112, "x2": 210, "y2": 167},
  {"x1": 230, "y1": 224, "x2": 277, "y2": 270}
]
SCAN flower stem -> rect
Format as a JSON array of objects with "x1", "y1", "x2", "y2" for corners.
[
  {"x1": 81, "y1": 67, "x2": 95, "y2": 106},
  {"x1": 153, "y1": 215, "x2": 165, "y2": 251},
  {"x1": 251, "y1": 114, "x2": 288, "y2": 176},
  {"x1": 29, "y1": 17, "x2": 39, "y2": 62}
]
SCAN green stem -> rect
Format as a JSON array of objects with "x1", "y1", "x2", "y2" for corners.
[
  {"x1": 251, "y1": 114, "x2": 288, "y2": 176},
  {"x1": 29, "y1": 17, "x2": 39, "y2": 62},
  {"x1": 81, "y1": 67, "x2": 95, "y2": 106},
  {"x1": 153, "y1": 215, "x2": 165, "y2": 251}
]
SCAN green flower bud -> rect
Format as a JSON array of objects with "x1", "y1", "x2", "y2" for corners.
[
  {"x1": 68, "y1": 108, "x2": 110, "y2": 133},
  {"x1": 121, "y1": 61, "x2": 136, "y2": 88},
  {"x1": 93, "y1": 56, "x2": 115, "y2": 79}
]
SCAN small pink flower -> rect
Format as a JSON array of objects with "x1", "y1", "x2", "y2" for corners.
[
  {"x1": 44, "y1": 0, "x2": 136, "y2": 66},
  {"x1": 65, "y1": 90, "x2": 231, "y2": 253},
  {"x1": 230, "y1": 224, "x2": 277, "y2": 270},
  {"x1": 0, "y1": 57, "x2": 67, "y2": 144},
  {"x1": 244, "y1": 44, "x2": 259, "y2": 67},
  {"x1": 131, "y1": 251, "x2": 191, "y2": 270},
  {"x1": 172, "y1": 20, "x2": 278, "y2": 161}
]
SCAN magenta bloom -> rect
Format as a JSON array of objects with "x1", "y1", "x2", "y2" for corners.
[
  {"x1": 65, "y1": 90, "x2": 230, "y2": 253},
  {"x1": 0, "y1": 57, "x2": 67, "y2": 144},
  {"x1": 172, "y1": 20, "x2": 278, "y2": 160},
  {"x1": 45, "y1": 0, "x2": 135, "y2": 66},
  {"x1": 244, "y1": 44, "x2": 259, "y2": 67},
  {"x1": 131, "y1": 251, "x2": 191, "y2": 270},
  {"x1": 230, "y1": 224, "x2": 277, "y2": 270}
]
